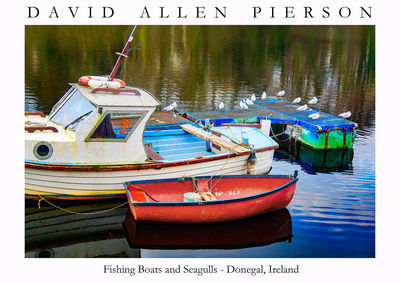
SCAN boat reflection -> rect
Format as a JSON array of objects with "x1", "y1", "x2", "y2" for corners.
[
  {"x1": 25, "y1": 201, "x2": 139, "y2": 258},
  {"x1": 123, "y1": 208, "x2": 292, "y2": 250},
  {"x1": 275, "y1": 141, "x2": 354, "y2": 173}
]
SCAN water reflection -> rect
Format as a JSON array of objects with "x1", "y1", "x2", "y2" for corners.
[
  {"x1": 25, "y1": 201, "x2": 139, "y2": 258},
  {"x1": 274, "y1": 141, "x2": 354, "y2": 174},
  {"x1": 25, "y1": 25, "x2": 374, "y2": 131},
  {"x1": 123, "y1": 209, "x2": 292, "y2": 250},
  {"x1": 25, "y1": 200, "x2": 293, "y2": 258}
]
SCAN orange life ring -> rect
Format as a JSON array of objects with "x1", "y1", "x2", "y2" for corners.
[{"x1": 78, "y1": 76, "x2": 126, "y2": 89}]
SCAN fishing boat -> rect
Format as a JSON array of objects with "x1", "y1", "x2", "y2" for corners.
[
  {"x1": 25, "y1": 26, "x2": 278, "y2": 200},
  {"x1": 124, "y1": 172, "x2": 298, "y2": 223}
]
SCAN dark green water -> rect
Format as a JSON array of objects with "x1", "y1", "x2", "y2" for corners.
[{"x1": 25, "y1": 25, "x2": 375, "y2": 258}]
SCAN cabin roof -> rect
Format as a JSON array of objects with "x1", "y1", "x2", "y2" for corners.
[{"x1": 72, "y1": 83, "x2": 160, "y2": 108}]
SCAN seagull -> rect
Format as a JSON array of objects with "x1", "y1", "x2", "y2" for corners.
[
  {"x1": 246, "y1": 98, "x2": 254, "y2": 105},
  {"x1": 277, "y1": 90, "x2": 285, "y2": 97},
  {"x1": 262, "y1": 91, "x2": 267, "y2": 100},
  {"x1": 240, "y1": 100, "x2": 248, "y2": 110},
  {"x1": 308, "y1": 112, "x2": 320, "y2": 120},
  {"x1": 218, "y1": 102, "x2": 224, "y2": 110},
  {"x1": 163, "y1": 102, "x2": 176, "y2": 111},
  {"x1": 308, "y1": 96, "x2": 318, "y2": 104},
  {"x1": 292, "y1": 97, "x2": 301, "y2": 104},
  {"x1": 296, "y1": 104, "x2": 308, "y2": 111},
  {"x1": 338, "y1": 111, "x2": 352, "y2": 119},
  {"x1": 251, "y1": 94, "x2": 256, "y2": 101}
]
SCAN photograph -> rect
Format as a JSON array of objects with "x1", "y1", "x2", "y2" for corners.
[{"x1": 24, "y1": 25, "x2": 375, "y2": 259}]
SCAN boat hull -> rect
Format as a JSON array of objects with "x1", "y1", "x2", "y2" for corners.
[
  {"x1": 125, "y1": 174, "x2": 298, "y2": 223},
  {"x1": 25, "y1": 148, "x2": 275, "y2": 200}
]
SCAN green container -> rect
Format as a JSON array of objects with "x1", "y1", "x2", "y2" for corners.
[{"x1": 301, "y1": 127, "x2": 356, "y2": 150}]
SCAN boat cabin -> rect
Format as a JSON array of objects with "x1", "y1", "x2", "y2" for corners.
[{"x1": 25, "y1": 83, "x2": 160, "y2": 165}]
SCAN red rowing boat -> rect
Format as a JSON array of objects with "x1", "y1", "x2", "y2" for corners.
[{"x1": 124, "y1": 171, "x2": 298, "y2": 223}]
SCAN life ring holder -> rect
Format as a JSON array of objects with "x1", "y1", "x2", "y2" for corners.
[{"x1": 79, "y1": 76, "x2": 126, "y2": 89}]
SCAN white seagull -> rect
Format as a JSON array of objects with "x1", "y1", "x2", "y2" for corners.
[
  {"x1": 246, "y1": 98, "x2": 254, "y2": 105},
  {"x1": 338, "y1": 111, "x2": 352, "y2": 119},
  {"x1": 292, "y1": 97, "x2": 301, "y2": 104},
  {"x1": 163, "y1": 102, "x2": 177, "y2": 111},
  {"x1": 262, "y1": 91, "x2": 267, "y2": 100},
  {"x1": 308, "y1": 96, "x2": 318, "y2": 104},
  {"x1": 251, "y1": 94, "x2": 257, "y2": 101},
  {"x1": 308, "y1": 112, "x2": 320, "y2": 120},
  {"x1": 240, "y1": 100, "x2": 248, "y2": 110},
  {"x1": 296, "y1": 104, "x2": 308, "y2": 111},
  {"x1": 218, "y1": 102, "x2": 224, "y2": 110},
  {"x1": 277, "y1": 90, "x2": 285, "y2": 97}
]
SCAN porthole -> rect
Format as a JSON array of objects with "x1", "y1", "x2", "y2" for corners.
[{"x1": 33, "y1": 142, "x2": 53, "y2": 160}]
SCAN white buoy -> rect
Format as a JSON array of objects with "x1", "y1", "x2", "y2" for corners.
[
  {"x1": 251, "y1": 94, "x2": 256, "y2": 101},
  {"x1": 338, "y1": 111, "x2": 352, "y2": 119},
  {"x1": 292, "y1": 97, "x2": 301, "y2": 104},
  {"x1": 184, "y1": 192, "x2": 202, "y2": 202},
  {"x1": 218, "y1": 102, "x2": 224, "y2": 110},
  {"x1": 308, "y1": 96, "x2": 318, "y2": 104},
  {"x1": 296, "y1": 104, "x2": 308, "y2": 111}
]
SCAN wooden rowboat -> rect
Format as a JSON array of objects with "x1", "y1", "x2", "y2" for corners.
[{"x1": 125, "y1": 171, "x2": 298, "y2": 223}]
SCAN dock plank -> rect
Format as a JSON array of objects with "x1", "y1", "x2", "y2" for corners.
[{"x1": 180, "y1": 124, "x2": 250, "y2": 154}]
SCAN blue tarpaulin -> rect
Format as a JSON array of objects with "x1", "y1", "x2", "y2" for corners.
[{"x1": 185, "y1": 97, "x2": 357, "y2": 132}]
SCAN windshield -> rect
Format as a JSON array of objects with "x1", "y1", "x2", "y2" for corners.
[{"x1": 50, "y1": 89, "x2": 96, "y2": 130}]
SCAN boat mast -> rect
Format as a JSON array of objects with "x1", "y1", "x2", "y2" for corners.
[{"x1": 109, "y1": 25, "x2": 137, "y2": 80}]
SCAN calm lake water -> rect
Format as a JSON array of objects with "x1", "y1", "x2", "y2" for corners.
[{"x1": 25, "y1": 26, "x2": 375, "y2": 258}]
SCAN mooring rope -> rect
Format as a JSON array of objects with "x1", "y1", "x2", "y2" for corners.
[
  {"x1": 25, "y1": 176, "x2": 128, "y2": 215},
  {"x1": 37, "y1": 196, "x2": 128, "y2": 215},
  {"x1": 130, "y1": 185, "x2": 160, "y2": 202},
  {"x1": 269, "y1": 124, "x2": 290, "y2": 141}
]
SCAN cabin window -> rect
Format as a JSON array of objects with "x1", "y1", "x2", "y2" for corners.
[
  {"x1": 49, "y1": 87, "x2": 74, "y2": 115},
  {"x1": 50, "y1": 89, "x2": 96, "y2": 130},
  {"x1": 86, "y1": 111, "x2": 145, "y2": 142}
]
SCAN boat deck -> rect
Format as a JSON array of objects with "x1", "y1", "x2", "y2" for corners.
[
  {"x1": 143, "y1": 125, "x2": 276, "y2": 162},
  {"x1": 145, "y1": 111, "x2": 192, "y2": 130},
  {"x1": 143, "y1": 129, "x2": 213, "y2": 161}
]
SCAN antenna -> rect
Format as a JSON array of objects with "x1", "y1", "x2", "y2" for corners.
[{"x1": 109, "y1": 25, "x2": 137, "y2": 80}]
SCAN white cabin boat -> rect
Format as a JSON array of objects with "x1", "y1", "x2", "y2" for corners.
[
  {"x1": 25, "y1": 26, "x2": 278, "y2": 200},
  {"x1": 25, "y1": 82, "x2": 278, "y2": 200}
]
